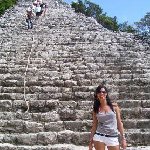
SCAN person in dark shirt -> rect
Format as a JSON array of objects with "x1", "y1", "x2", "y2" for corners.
[{"x1": 26, "y1": 7, "x2": 35, "y2": 29}]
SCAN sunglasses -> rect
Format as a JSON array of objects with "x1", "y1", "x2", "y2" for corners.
[{"x1": 98, "y1": 91, "x2": 106, "y2": 94}]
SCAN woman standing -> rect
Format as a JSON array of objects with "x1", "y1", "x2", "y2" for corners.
[{"x1": 89, "y1": 85, "x2": 127, "y2": 150}]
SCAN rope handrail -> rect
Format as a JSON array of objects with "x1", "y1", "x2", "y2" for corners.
[{"x1": 23, "y1": 35, "x2": 35, "y2": 112}]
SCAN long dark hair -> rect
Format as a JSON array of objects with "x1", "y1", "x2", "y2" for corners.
[{"x1": 93, "y1": 85, "x2": 114, "y2": 113}]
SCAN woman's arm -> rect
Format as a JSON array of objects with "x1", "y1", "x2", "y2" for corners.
[
  {"x1": 114, "y1": 105, "x2": 127, "y2": 149},
  {"x1": 89, "y1": 111, "x2": 98, "y2": 149}
]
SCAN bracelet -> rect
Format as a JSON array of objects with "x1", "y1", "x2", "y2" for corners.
[
  {"x1": 122, "y1": 137, "x2": 126, "y2": 140},
  {"x1": 121, "y1": 134, "x2": 126, "y2": 140},
  {"x1": 89, "y1": 139, "x2": 93, "y2": 143}
]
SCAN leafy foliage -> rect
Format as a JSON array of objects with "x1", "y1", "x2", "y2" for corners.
[
  {"x1": 85, "y1": 1, "x2": 102, "y2": 18},
  {"x1": 71, "y1": 0, "x2": 120, "y2": 31},
  {"x1": 119, "y1": 21, "x2": 136, "y2": 33},
  {"x1": 135, "y1": 12, "x2": 150, "y2": 36},
  {"x1": 98, "y1": 15, "x2": 119, "y2": 31},
  {"x1": 71, "y1": 0, "x2": 137, "y2": 33},
  {"x1": 71, "y1": 0, "x2": 85, "y2": 14},
  {"x1": 0, "y1": 0, "x2": 17, "y2": 16}
]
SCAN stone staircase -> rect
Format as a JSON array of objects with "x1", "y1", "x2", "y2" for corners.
[{"x1": 0, "y1": 0, "x2": 150, "y2": 149}]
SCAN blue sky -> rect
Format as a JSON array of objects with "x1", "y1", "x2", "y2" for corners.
[{"x1": 64, "y1": 0, "x2": 150, "y2": 25}]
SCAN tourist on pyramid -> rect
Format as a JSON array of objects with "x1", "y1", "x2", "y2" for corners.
[
  {"x1": 37, "y1": 0, "x2": 43, "y2": 4},
  {"x1": 25, "y1": 6, "x2": 35, "y2": 29},
  {"x1": 40, "y1": 2, "x2": 48, "y2": 16},
  {"x1": 32, "y1": 0, "x2": 47, "y2": 17},
  {"x1": 34, "y1": 2, "x2": 42, "y2": 19},
  {"x1": 89, "y1": 85, "x2": 127, "y2": 150}
]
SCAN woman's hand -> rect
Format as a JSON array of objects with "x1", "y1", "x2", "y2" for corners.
[
  {"x1": 89, "y1": 144, "x2": 93, "y2": 150},
  {"x1": 89, "y1": 141, "x2": 93, "y2": 150},
  {"x1": 121, "y1": 139, "x2": 127, "y2": 150}
]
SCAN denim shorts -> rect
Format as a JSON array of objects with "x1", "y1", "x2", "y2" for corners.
[{"x1": 93, "y1": 133, "x2": 119, "y2": 146}]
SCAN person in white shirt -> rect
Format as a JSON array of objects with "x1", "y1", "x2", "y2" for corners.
[{"x1": 35, "y1": 2, "x2": 42, "y2": 19}]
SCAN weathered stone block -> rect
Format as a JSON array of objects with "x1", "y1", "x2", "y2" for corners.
[
  {"x1": 57, "y1": 130, "x2": 73, "y2": 144},
  {"x1": 42, "y1": 86, "x2": 59, "y2": 93},
  {"x1": 77, "y1": 101, "x2": 93, "y2": 111},
  {"x1": 30, "y1": 100, "x2": 46, "y2": 112},
  {"x1": 77, "y1": 79, "x2": 91, "y2": 86},
  {"x1": 37, "y1": 132, "x2": 57, "y2": 145},
  {"x1": 45, "y1": 121, "x2": 64, "y2": 132},
  {"x1": 123, "y1": 120, "x2": 137, "y2": 129},
  {"x1": 40, "y1": 112, "x2": 60, "y2": 122},
  {"x1": 141, "y1": 100, "x2": 150, "y2": 108},
  {"x1": 121, "y1": 108, "x2": 141, "y2": 119},
  {"x1": 45, "y1": 100, "x2": 58, "y2": 112},
  {"x1": 4, "y1": 120, "x2": 24, "y2": 133},
  {"x1": 75, "y1": 110, "x2": 92, "y2": 120},
  {"x1": 64, "y1": 120, "x2": 92, "y2": 132},
  {"x1": 17, "y1": 134, "x2": 37, "y2": 145},
  {"x1": 137, "y1": 120, "x2": 150, "y2": 129},
  {"x1": 0, "y1": 100, "x2": 12, "y2": 111},
  {"x1": 58, "y1": 108, "x2": 76, "y2": 121},
  {"x1": 24, "y1": 121, "x2": 44, "y2": 133},
  {"x1": 12, "y1": 100, "x2": 27, "y2": 111},
  {"x1": 74, "y1": 92, "x2": 92, "y2": 100},
  {"x1": 117, "y1": 100, "x2": 141, "y2": 108},
  {"x1": 71, "y1": 132, "x2": 89, "y2": 145},
  {"x1": 64, "y1": 80, "x2": 77, "y2": 87}
]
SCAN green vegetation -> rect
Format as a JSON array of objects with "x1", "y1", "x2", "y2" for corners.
[
  {"x1": 71, "y1": 0, "x2": 150, "y2": 42},
  {"x1": 0, "y1": 0, "x2": 149, "y2": 41},
  {"x1": 0, "y1": 0, "x2": 17, "y2": 16},
  {"x1": 71, "y1": 0, "x2": 120, "y2": 31},
  {"x1": 118, "y1": 21, "x2": 136, "y2": 33},
  {"x1": 71, "y1": 0, "x2": 136, "y2": 33},
  {"x1": 135, "y1": 12, "x2": 150, "y2": 36}
]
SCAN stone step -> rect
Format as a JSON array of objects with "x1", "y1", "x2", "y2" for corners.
[
  {"x1": 0, "y1": 129, "x2": 149, "y2": 146},
  {"x1": 1, "y1": 88, "x2": 149, "y2": 102},
  {"x1": 126, "y1": 129, "x2": 150, "y2": 146},
  {"x1": 1, "y1": 99, "x2": 150, "y2": 113},
  {"x1": 0, "y1": 0, "x2": 149, "y2": 148},
  {"x1": 0, "y1": 120, "x2": 92, "y2": 133},
  {"x1": 0, "y1": 73, "x2": 23, "y2": 81},
  {"x1": 123, "y1": 119, "x2": 150, "y2": 129},
  {"x1": 117, "y1": 100, "x2": 150, "y2": 108},
  {"x1": 0, "y1": 107, "x2": 149, "y2": 122},
  {"x1": 0, "y1": 143, "x2": 88, "y2": 150},
  {"x1": 1, "y1": 71, "x2": 147, "y2": 84},
  {"x1": 0, "y1": 111, "x2": 60, "y2": 122},
  {"x1": 121, "y1": 108, "x2": 150, "y2": 119},
  {"x1": 0, "y1": 143, "x2": 150, "y2": 150},
  {"x1": 0, "y1": 90, "x2": 93, "y2": 101},
  {"x1": 0, "y1": 130, "x2": 89, "y2": 146},
  {"x1": 118, "y1": 85, "x2": 150, "y2": 93},
  {"x1": 119, "y1": 73, "x2": 149, "y2": 79},
  {"x1": 0, "y1": 109, "x2": 92, "y2": 122},
  {"x1": 120, "y1": 78, "x2": 150, "y2": 84},
  {"x1": 0, "y1": 118, "x2": 150, "y2": 134},
  {"x1": 119, "y1": 92, "x2": 150, "y2": 100}
]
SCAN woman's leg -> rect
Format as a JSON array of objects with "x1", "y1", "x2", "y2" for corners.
[
  {"x1": 107, "y1": 145, "x2": 120, "y2": 150},
  {"x1": 93, "y1": 141, "x2": 105, "y2": 150}
]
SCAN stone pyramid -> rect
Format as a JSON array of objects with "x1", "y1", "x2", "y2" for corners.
[{"x1": 0, "y1": 0, "x2": 150, "y2": 149}]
